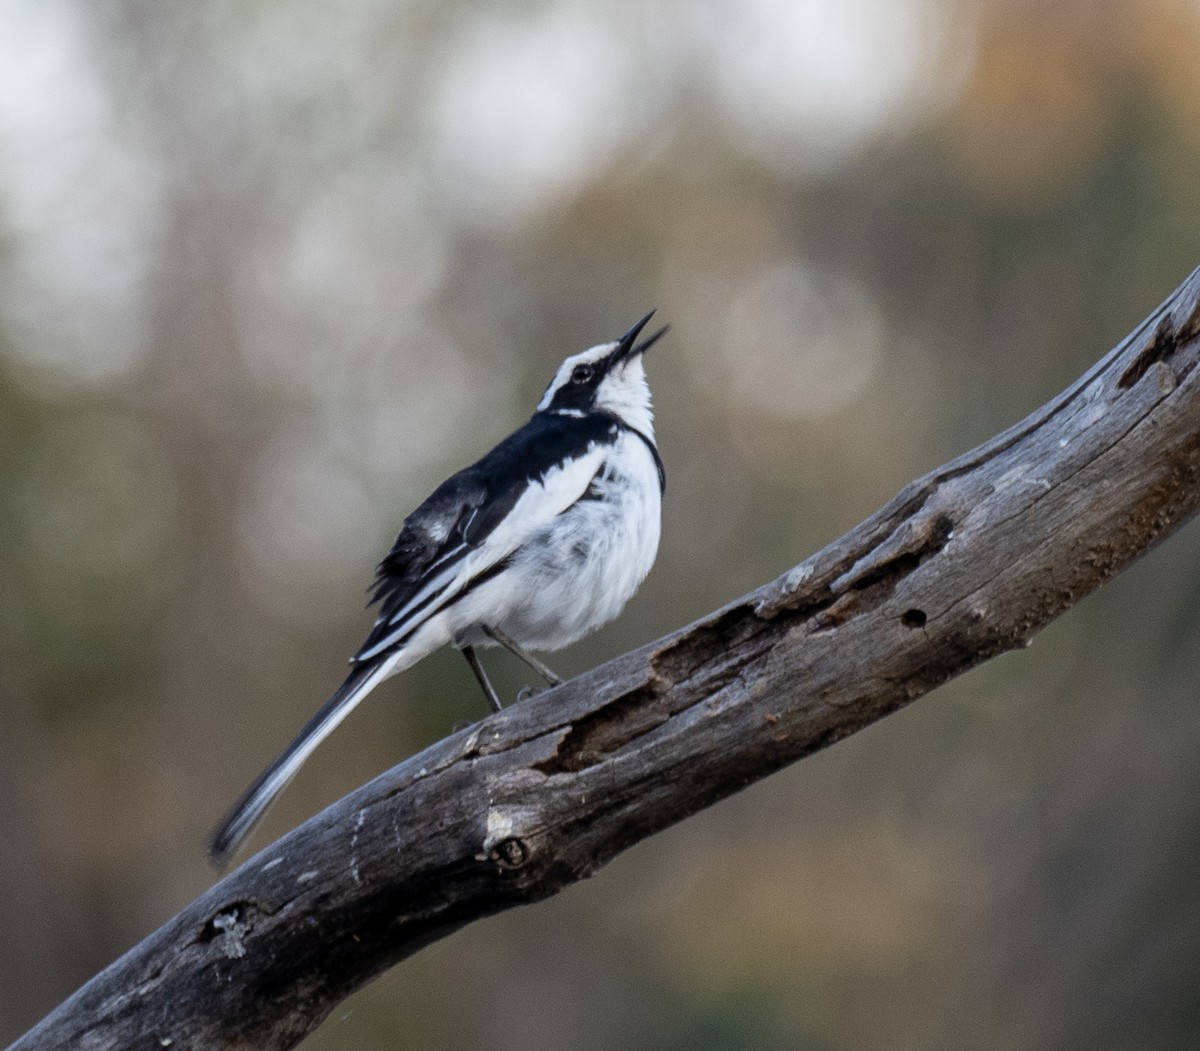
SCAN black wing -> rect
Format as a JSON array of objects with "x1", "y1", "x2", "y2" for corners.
[{"x1": 355, "y1": 411, "x2": 620, "y2": 661}]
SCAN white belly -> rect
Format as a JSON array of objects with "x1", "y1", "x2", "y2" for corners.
[{"x1": 450, "y1": 431, "x2": 662, "y2": 651}]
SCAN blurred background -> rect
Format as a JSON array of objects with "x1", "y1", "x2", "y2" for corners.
[{"x1": 3, "y1": 0, "x2": 1200, "y2": 1047}]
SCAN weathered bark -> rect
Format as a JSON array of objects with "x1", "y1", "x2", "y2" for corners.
[{"x1": 12, "y1": 267, "x2": 1200, "y2": 1051}]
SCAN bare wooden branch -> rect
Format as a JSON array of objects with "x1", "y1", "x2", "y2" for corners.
[{"x1": 12, "y1": 268, "x2": 1200, "y2": 1051}]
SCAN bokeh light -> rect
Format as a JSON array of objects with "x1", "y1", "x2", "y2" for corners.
[{"x1": 4, "y1": 0, "x2": 1200, "y2": 1048}]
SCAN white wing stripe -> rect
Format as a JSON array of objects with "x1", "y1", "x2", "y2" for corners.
[
  {"x1": 381, "y1": 550, "x2": 467, "y2": 629},
  {"x1": 357, "y1": 447, "x2": 607, "y2": 662},
  {"x1": 358, "y1": 560, "x2": 470, "y2": 660}
]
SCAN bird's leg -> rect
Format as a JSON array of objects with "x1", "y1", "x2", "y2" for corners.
[
  {"x1": 482, "y1": 625, "x2": 564, "y2": 685},
  {"x1": 460, "y1": 645, "x2": 503, "y2": 713}
]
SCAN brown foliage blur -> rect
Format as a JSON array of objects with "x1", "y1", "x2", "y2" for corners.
[{"x1": 3, "y1": 1, "x2": 1200, "y2": 1047}]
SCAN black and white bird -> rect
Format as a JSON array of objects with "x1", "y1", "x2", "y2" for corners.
[{"x1": 209, "y1": 312, "x2": 668, "y2": 863}]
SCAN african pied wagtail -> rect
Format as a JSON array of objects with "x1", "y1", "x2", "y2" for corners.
[{"x1": 209, "y1": 312, "x2": 668, "y2": 863}]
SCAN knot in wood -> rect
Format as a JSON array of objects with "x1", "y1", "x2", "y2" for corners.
[{"x1": 492, "y1": 837, "x2": 530, "y2": 869}]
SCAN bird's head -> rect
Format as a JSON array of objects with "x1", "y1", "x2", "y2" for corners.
[{"x1": 537, "y1": 311, "x2": 668, "y2": 436}]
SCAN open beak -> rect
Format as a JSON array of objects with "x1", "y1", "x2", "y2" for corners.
[{"x1": 613, "y1": 309, "x2": 670, "y2": 365}]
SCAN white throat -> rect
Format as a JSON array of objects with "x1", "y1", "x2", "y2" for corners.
[{"x1": 596, "y1": 354, "x2": 655, "y2": 439}]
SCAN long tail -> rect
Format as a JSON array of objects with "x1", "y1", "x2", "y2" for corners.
[{"x1": 208, "y1": 657, "x2": 397, "y2": 866}]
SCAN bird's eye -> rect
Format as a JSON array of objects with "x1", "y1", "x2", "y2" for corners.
[{"x1": 571, "y1": 364, "x2": 594, "y2": 384}]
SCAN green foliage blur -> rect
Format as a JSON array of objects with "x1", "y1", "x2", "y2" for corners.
[{"x1": 3, "y1": 1, "x2": 1200, "y2": 1047}]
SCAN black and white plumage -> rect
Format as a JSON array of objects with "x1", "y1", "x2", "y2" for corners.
[{"x1": 209, "y1": 312, "x2": 668, "y2": 864}]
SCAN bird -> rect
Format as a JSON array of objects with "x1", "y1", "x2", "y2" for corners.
[{"x1": 209, "y1": 311, "x2": 668, "y2": 864}]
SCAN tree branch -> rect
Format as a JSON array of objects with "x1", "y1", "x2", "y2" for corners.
[{"x1": 13, "y1": 267, "x2": 1200, "y2": 1051}]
